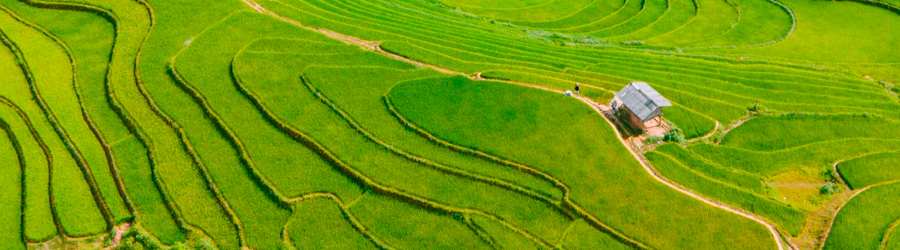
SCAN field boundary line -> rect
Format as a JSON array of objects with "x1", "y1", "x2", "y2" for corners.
[
  {"x1": 817, "y1": 179, "x2": 900, "y2": 250},
  {"x1": 266, "y1": 0, "x2": 869, "y2": 85},
  {"x1": 289, "y1": 192, "x2": 395, "y2": 250},
  {"x1": 881, "y1": 218, "x2": 900, "y2": 250},
  {"x1": 583, "y1": 61, "x2": 897, "y2": 114},
  {"x1": 0, "y1": 97, "x2": 59, "y2": 243},
  {"x1": 514, "y1": 0, "x2": 619, "y2": 27},
  {"x1": 92, "y1": 0, "x2": 193, "y2": 242},
  {"x1": 683, "y1": 0, "x2": 795, "y2": 49},
  {"x1": 640, "y1": 0, "x2": 699, "y2": 43},
  {"x1": 832, "y1": 151, "x2": 900, "y2": 190},
  {"x1": 14, "y1": 0, "x2": 142, "y2": 222},
  {"x1": 546, "y1": 0, "x2": 645, "y2": 32},
  {"x1": 0, "y1": 9, "x2": 113, "y2": 236},
  {"x1": 566, "y1": 0, "x2": 649, "y2": 34},
  {"x1": 605, "y1": 0, "x2": 674, "y2": 40},
  {"x1": 302, "y1": 74, "x2": 566, "y2": 209},
  {"x1": 168, "y1": 60, "x2": 293, "y2": 209},
  {"x1": 383, "y1": 93, "x2": 648, "y2": 248},
  {"x1": 0, "y1": 115, "x2": 27, "y2": 247},
  {"x1": 582, "y1": 58, "x2": 884, "y2": 102},
  {"x1": 242, "y1": 1, "x2": 790, "y2": 247},
  {"x1": 650, "y1": 151, "x2": 784, "y2": 203},
  {"x1": 128, "y1": 0, "x2": 244, "y2": 246},
  {"x1": 476, "y1": 75, "x2": 792, "y2": 249},
  {"x1": 230, "y1": 49, "x2": 561, "y2": 249}
]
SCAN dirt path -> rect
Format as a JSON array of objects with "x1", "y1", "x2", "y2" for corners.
[
  {"x1": 239, "y1": 1, "x2": 789, "y2": 249},
  {"x1": 816, "y1": 184, "x2": 868, "y2": 250},
  {"x1": 104, "y1": 223, "x2": 131, "y2": 250},
  {"x1": 576, "y1": 96, "x2": 790, "y2": 250}
]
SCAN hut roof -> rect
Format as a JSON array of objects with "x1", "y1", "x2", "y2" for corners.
[{"x1": 615, "y1": 82, "x2": 672, "y2": 122}]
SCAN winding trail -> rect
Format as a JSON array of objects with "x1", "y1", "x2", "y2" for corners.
[{"x1": 239, "y1": 0, "x2": 789, "y2": 249}]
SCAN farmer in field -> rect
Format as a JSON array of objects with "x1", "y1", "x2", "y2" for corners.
[
  {"x1": 575, "y1": 83, "x2": 580, "y2": 95},
  {"x1": 564, "y1": 90, "x2": 574, "y2": 97}
]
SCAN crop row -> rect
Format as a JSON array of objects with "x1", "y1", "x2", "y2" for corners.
[
  {"x1": 691, "y1": 138, "x2": 900, "y2": 177},
  {"x1": 512, "y1": 0, "x2": 628, "y2": 30},
  {"x1": 94, "y1": 0, "x2": 241, "y2": 246},
  {"x1": 645, "y1": 0, "x2": 738, "y2": 45},
  {"x1": 230, "y1": 36, "x2": 647, "y2": 248},
  {"x1": 0, "y1": 57, "x2": 59, "y2": 245},
  {"x1": 386, "y1": 75, "x2": 776, "y2": 249},
  {"x1": 169, "y1": 12, "x2": 375, "y2": 249},
  {"x1": 646, "y1": 150, "x2": 806, "y2": 235},
  {"x1": 404, "y1": 0, "x2": 788, "y2": 47},
  {"x1": 0, "y1": 8, "x2": 110, "y2": 237},
  {"x1": 304, "y1": 76, "x2": 562, "y2": 206},
  {"x1": 824, "y1": 182, "x2": 900, "y2": 250},
  {"x1": 230, "y1": 34, "x2": 631, "y2": 246},
  {"x1": 720, "y1": 113, "x2": 899, "y2": 151},
  {"x1": 230, "y1": 58, "x2": 567, "y2": 250},
  {"x1": 0, "y1": 98, "x2": 57, "y2": 247},
  {"x1": 288, "y1": 192, "x2": 390, "y2": 249},
  {"x1": 0, "y1": 119, "x2": 26, "y2": 249},
  {"x1": 836, "y1": 152, "x2": 900, "y2": 190},
  {"x1": 253, "y1": 68, "x2": 574, "y2": 247},
  {"x1": 307, "y1": 71, "x2": 659, "y2": 247},
  {"x1": 175, "y1": 12, "x2": 593, "y2": 248},
  {"x1": 10, "y1": 0, "x2": 152, "y2": 226},
  {"x1": 257, "y1": 0, "x2": 892, "y2": 127}
]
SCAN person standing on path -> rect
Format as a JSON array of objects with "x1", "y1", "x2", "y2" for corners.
[{"x1": 575, "y1": 83, "x2": 580, "y2": 95}]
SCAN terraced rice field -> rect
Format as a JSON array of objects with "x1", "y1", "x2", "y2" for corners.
[{"x1": 0, "y1": 0, "x2": 896, "y2": 249}]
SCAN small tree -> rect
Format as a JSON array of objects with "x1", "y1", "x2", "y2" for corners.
[
  {"x1": 747, "y1": 102, "x2": 766, "y2": 113},
  {"x1": 820, "y1": 183, "x2": 839, "y2": 195}
]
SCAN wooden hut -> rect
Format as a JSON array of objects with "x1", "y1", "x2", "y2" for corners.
[{"x1": 611, "y1": 82, "x2": 672, "y2": 134}]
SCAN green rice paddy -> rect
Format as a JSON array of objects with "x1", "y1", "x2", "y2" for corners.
[{"x1": 0, "y1": 0, "x2": 895, "y2": 249}]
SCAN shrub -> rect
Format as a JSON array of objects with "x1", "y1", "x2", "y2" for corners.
[
  {"x1": 747, "y1": 102, "x2": 767, "y2": 113},
  {"x1": 820, "y1": 183, "x2": 839, "y2": 195},
  {"x1": 822, "y1": 168, "x2": 837, "y2": 182},
  {"x1": 663, "y1": 128, "x2": 686, "y2": 145},
  {"x1": 573, "y1": 35, "x2": 605, "y2": 45}
]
